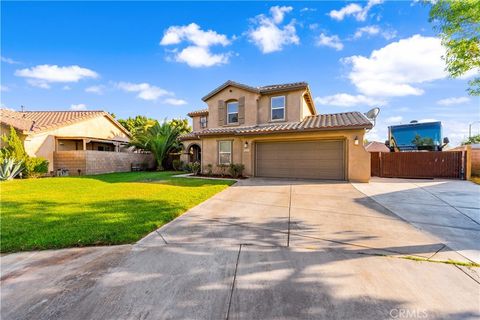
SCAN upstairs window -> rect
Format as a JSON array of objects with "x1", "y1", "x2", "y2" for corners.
[
  {"x1": 200, "y1": 116, "x2": 207, "y2": 128},
  {"x1": 227, "y1": 101, "x2": 239, "y2": 124},
  {"x1": 271, "y1": 96, "x2": 285, "y2": 121}
]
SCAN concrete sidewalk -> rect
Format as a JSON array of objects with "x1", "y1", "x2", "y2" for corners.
[
  {"x1": 353, "y1": 178, "x2": 480, "y2": 264},
  {"x1": 1, "y1": 178, "x2": 479, "y2": 320}
]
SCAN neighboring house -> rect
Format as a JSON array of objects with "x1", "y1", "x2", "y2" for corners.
[
  {"x1": 0, "y1": 109, "x2": 154, "y2": 175},
  {"x1": 365, "y1": 141, "x2": 390, "y2": 153},
  {"x1": 180, "y1": 80, "x2": 372, "y2": 182}
]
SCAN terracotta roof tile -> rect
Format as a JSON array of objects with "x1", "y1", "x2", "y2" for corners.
[
  {"x1": 0, "y1": 109, "x2": 130, "y2": 136},
  {"x1": 187, "y1": 109, "x2": 209, "y2": 117},
  {"x1": 202, "y1": 80, "x2": 309, "y2": 101},
  {"x1": 365, "y1": 141, "x2": 390, "y2": 152},
  {"x1": 180, "y1": 112, "x2": 372, "y2": 140}
]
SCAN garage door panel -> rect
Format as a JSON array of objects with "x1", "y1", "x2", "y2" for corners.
[{"x1": 255, "y1": 140, "x2": 345, "y2": 180}]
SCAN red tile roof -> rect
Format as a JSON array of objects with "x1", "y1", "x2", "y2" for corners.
[
  {"x1": 201, "y1": 80, "x2": 309, "y2": 102},
  {"x1": 180, "y1": 112, "x2": 372, "y2": 140},
  {"x1": 365, "y1": 141, "x2": 390, "y2": 152},
  {"x1": 187, "y1": 109, "x2": 209, "y2": 117},
  {"x1": 0, "y1": 109, "x2": 130, "y2": 136}
]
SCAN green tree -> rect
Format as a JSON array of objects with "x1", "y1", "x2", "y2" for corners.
[
  {"x1": 429, "y1": 0, "x2": 480, "y2": 95},
  {"x1": 1, "y1": 126, "x2": 27, "y2": 161},
  {"x1": 129, "y1": 121, "x2": 181, "y2": 170},
  {"x1": 118, "y1": 116, "x2": 158, "y2": 136},
  {"x1": 169, "y1": 118, "x2": 192, "y2": 135},
  {"x1": 462, "y1": 134, "x2": 480, "y2": 145}
]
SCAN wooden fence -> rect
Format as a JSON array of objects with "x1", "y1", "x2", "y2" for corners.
[{"x1": 371, "y1": 151, "x2": 465, "y2": 179}]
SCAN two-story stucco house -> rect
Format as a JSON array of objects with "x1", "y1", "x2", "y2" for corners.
[{"x1": 180, "y1": 80, "x2": 373, "y2": 182}]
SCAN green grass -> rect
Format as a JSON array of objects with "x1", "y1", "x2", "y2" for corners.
[{"x1": 0, "y1": 171, "x2": 235, "y2": 253}]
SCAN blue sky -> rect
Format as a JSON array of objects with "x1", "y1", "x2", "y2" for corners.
[{"x1": 1, "y1": 1, "x2": 479, "y2": 146}]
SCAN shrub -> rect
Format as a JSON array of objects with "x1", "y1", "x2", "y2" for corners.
[
  {"x1": 24, "y1": 157, "x2": 49, "y2": 178},
  {"x1": 191, "y1": 161, "x2": 201, "y2": 175},
  {"x1": 172, "y1": 159, "x2": 184, "y2": 171},
  {"x1": 229, "y1": 163, "x2": 245, "y2": 179},
  {"x1": 216, "y1": 164, "x2": 228, "y2": 177},
  {"x1": 1, "y1": 126, "x2": 27, "y2": 161},
  {"x1": 0, "y1": 158, "x2": 23, "y2": 181},
  {"x1": 184, "y1": 163, "x2": 193, "y2": 173},
  {"x1": 206, "y1": 164, "x2": 213, "y2": 176}
]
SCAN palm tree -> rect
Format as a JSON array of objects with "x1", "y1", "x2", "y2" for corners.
[{"x1": 130, "y1": 121, "x2": 181, "y2": 170}]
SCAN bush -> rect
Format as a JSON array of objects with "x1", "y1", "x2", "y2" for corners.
[
  {"x1": 216, "y1": 164, "x2": 228, "y2": 177},
  {"x1": 191, "y1": 161, "x2": 201, "y2": 175},
  {"x1": 1, "y1": 126, "x2": 27, "y2": 162},
  {"x1": 24, "y1": 157, "x2": 49, "y2": 178},
  {"x1": 172, "y1": 159, "x2": 184, "y2": 171},
  {"x1": 184, "y1": 163, "x2": 193, "y2": 173},
  {"x1": 0, "y1": 158, "x2": 24, "y2": 181},
  {"x1": 206, "y1": 164, "x2": 213, "y2": 176},
  {"x1": 228, "y1": 163, "x2": 245, "y2": 179}
]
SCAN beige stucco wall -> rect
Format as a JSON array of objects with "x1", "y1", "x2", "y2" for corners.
[
  {"x1": 23, "y1": 116, "x2": 129, "y2": 171},
  {"x1": 203, "y1": 85, "x2": 312, "y2": 128},
  {"x1": 257, "y1": 89, "x2": 306, "y2": 124},
  {"x1": 192, "y1": 116, "x2": 202, "y2": 131},
  {"x1": 184, "y1": 129, "x2": 370, "y2": 182},
  {"x1": 206, "y1": 86, "x2": 260, "y2": 127}
]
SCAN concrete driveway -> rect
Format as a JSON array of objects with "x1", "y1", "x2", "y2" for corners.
[{"x1": 2, "y1": 178, "x2": 479, "y2": 320}]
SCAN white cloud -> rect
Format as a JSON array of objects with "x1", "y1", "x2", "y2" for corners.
[
  {"x1": 247, "y1": 6, "x2": 299, "y2": 54},
  {"x1": 0, "y1": 85, "x2": 9, "y2": 92},
  {"x1": 329, "y1": 3, "x2": 362, "y2": 21},
  {"x1": 1, "y1": 56, "x2": 20, "y2": 64},
  {"x1": 353, "y1": 25, "x2": 397, "y2": 40},
  {"x1": 354, "y1": 25, "x2": 380, "y2": 38},
  {"x1": 0, "y1": 56, "x2": 21, "y2": 64},
  {"x1": 329, "y1": 0, "x2": 383, "y2": 22},
  {"x1": 385, "y1": 116, "x2": 403, "y2": 124},
  {"x1": 160, "y1": 23, "x2": 230, "y2": 47},
  {"x1": 315, "y1": 93, "x2": 384, "y2": 107},
  {"x1": 270, "y1": 6, "x2": 293, "y2": 24},
  {"x1": 437, "y1": 97, "x2": 470, "y2": 106},
  {"x1": 300, "y1": 8, "x2": 317, "y2": 13},
  {"x1": 164, "y1": 98, "x2": 187, "y2": 106},
  {"x1": 160, "y1": 23, "x2": 231, "y2": 68},
  {"x1": 117, "y1": 82, "x2": 171, "y2": 101},
  {"x1": 316, "y1": 33, "x2": 344, "y2": 51},
  {"x1": 85, "y1": 85, "x2": 105, "y2": 95},
  {"x1": 62, "y1": 86, "x2": 71, "y2": 91},
  {"x1": 70, "y1": 104, "x2": 87, "y2": 111},
  {"x1": 175, "y1": 46, "x2": 229, "y2": 68},
  {"x1": 15, "y1": 64, "x2": 98, "y2": 88},
  {"x1": 344, "y1": 35, "x2": 448, "y2": 97},
  {"x1": 26, "y1": 79, "x2": 51, "y2": 89}
]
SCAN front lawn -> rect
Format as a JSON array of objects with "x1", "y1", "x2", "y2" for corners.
[{"x1": 0, "y1": 172, "x2": 234, "y2": 253}]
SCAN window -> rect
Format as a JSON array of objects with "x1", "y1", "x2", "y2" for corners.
[
  {"x1": 200, "y1": 116, "x2": 207, "y2": 128},
  {"x1": 227, "y1": 101, "x2": 239, "y2": 124},
  {"x1": 218, "y1": 141, "x2": 232, "y2": 165},
  {"x1": 271, "y1": 96, "x2": 285, "y2": 121}
]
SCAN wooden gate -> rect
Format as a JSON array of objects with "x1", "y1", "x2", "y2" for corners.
[{"x1": 371, "y1": 151, "x2": 465, "y2": 179}]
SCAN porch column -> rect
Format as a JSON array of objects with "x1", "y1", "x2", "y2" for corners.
[{"x1": 82, "y1": 139, "x2": 87, "y2": 150}]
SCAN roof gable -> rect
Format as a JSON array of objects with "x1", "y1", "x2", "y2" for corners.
[{"x1": 201, "y1": 80, "x2": 311, "y2": 102}]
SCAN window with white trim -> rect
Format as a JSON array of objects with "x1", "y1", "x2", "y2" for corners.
[
  {"x1": 218, "y1": 141, "x2": 232, "y2": 165},
  {"x1": 271, "y1": 96, "x2": 285, "y2": 121},
  {"x1": 227, "y1": 101, "x2": 239, "y2": 124},
  {"x1": 200, "y1": 116, "x2": 207, "y2": 128}
]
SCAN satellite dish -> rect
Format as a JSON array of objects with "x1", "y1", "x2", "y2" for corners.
[{"x1": 364, "y1": 107, "x2": 380, "y2": 132}]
